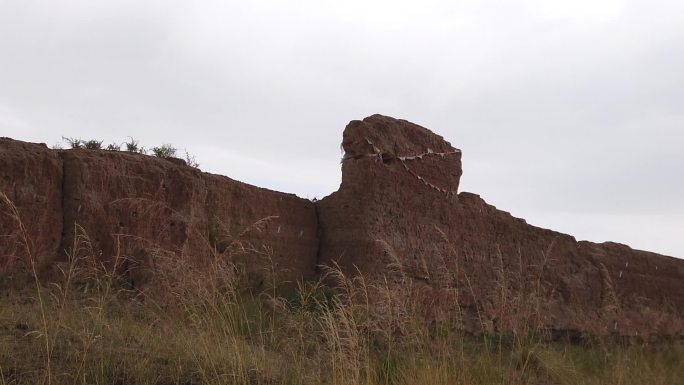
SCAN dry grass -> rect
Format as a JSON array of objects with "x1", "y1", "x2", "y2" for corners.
[{"x1": 1, "y1": 192, "x2": 683, "y2": 385}]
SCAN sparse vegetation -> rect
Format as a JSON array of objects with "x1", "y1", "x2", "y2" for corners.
[
  {"x1": 152, "y1": 144, "x2": 177, "y2": 158},
  {"x1": 124, "y1": 137, "x2": 144, "y2": 154},
  {"x1": 185, "y1": 149, "x2": 200, "y2": 168},
  {"x1": 61, "y1": 136, "x2": 83, "y2": 149},
  {"x1": 0, "y1": 193, "x2": 682, "y2": 385},
  {"x1": 60, "y1": 137, "x2": 103, "y2": 150},
  {"x1": 54, "y1": 136, "x2": 201, "y2": 168},
  {"x1": 83, "y1": 139, "x2": 103, "y2": 150}
]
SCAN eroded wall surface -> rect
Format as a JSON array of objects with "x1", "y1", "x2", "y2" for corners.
[
  {"x1": 317, "y1": 115, "x2": 684, "y2": 337},
  {"x1": 1, "y1": 115, "x2": 683, "y2": 337},
  {"x1": 0, "y1": 139, "x2": 63, "y2": 271},
  {"x1": 1, "y1": 139, "x2": 318, "y2": 286}
]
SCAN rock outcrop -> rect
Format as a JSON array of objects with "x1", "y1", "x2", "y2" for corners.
[
  {"x1": 0, "y1": 139, "x2": 62, "y2": 272},
  {"x1": 1, "y1": 115, "x2": 683, "y2": 337},
  {"x1": 1, "y1": 139, "x2": 318, "y2": 286},
  {"x1": 318, "y1": 115, "x2": 684, "y2": 337}
]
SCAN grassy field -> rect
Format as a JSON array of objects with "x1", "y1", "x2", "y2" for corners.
[
  {"x1": 1, "y1": 255, "x2": 682, "y2": 385},
  {"x1": 1, "y1": 193, "x2": 683, "y2": 385}
]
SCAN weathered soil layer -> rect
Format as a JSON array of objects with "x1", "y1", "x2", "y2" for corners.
[
  {"x1": 318, "y1": 115, "x2": 684, "y2": 337},
  {"x1": 1, "y1": 139, "x2": 318, "y2": 286},
  {"x1": 1, "y1": 115, "x2": 683, "y2": 337}
]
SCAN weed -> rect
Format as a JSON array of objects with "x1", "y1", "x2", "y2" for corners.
[
  {"x1": 124, "y1": 136, "x2": 145, "y2": 154},
  {"x1": 57, "y1": 136, "x2": 201, "y2": 166},
  {"x1": 61, "y1": 136, "x2": 83, "y2": 149},
  {"x1": 185, "y1": 149, "x2": 200, "y2": 168},
  {"x1": 152, "y1": 144, "x2": 177, "y2": 159},
  {"x1": 82, "y1": 139, "x2": 103, "y2": 150}
]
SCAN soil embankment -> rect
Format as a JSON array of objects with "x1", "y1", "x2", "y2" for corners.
[{"x1": 1, "y1": 115, "x2": 683, "y2": 337}]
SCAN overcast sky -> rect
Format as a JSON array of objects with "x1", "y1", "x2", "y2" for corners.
[{"x1": 1, "y1": 0, "x2": 682, "y2": 257}]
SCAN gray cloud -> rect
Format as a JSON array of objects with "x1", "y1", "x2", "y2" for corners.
[{"x1": 1, "y1": 0, "x2": 682, "y2": 257}]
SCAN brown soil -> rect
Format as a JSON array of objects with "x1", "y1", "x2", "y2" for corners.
[{"x1": 1, "y1": 115, "x2": 683, "y2": 337}]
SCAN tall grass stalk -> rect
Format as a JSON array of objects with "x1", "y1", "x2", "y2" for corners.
[
  {"x1": 1, "y1": 193, "x2": 683, "y2": 384},
  {"x1": 0, "y1": 192, "x2": 53, "y2": 384}
]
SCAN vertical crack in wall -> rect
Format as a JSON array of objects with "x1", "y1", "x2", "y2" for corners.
[
  {"x1": 313, "y1": 199, "x2": 324, "y2": 275},
  {"x1": 57, "y1": 150, "x2": 69, "y2": 261}
]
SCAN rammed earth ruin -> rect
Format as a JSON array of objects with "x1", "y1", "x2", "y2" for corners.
[{"x1": 1, "y1": 114, "x2": 683, "y2": 338}]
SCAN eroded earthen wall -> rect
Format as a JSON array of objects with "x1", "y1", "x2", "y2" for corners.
[
  {"x1": 204, "y1": 173, "x2": 318, "y2": 285},
  {"x1": 1, "y1": 115, "x2": 683, "y2": 337},
  {"x1": 1, "y1": 139, "x2": 318, "y2": 286},
  {"x1": 317, "y1": 115, "x2": 684, "y2": 337},
  {"x1": 0, "y1": 138, "x2": 63, "y2": 271}
]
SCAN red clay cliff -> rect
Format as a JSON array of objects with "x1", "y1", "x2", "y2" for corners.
[
  {"x1": 319, "y1": 115, "x2": 684, "y2": 337},
  {"x1": 1, "y1": 115, "x2": 683, "y2": 338}
]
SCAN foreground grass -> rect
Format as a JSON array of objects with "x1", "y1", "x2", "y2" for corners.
[
  {"x1": 0, "y1": 191, "x2": 681, "y2": 385},
  {"x1": 1, "y1": 271, "x2": 682, "y2": 385}
]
